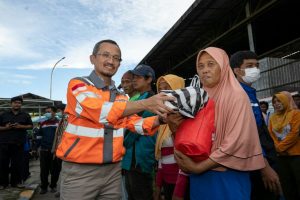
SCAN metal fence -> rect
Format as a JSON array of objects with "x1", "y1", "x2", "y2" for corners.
[{"x1": 253, "y1": 57, "x2": 300, "y2": 99}]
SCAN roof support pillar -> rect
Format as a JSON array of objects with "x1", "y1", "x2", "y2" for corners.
[{"x1": 246, "y1": 1, "x2": 255, "y2": 52}]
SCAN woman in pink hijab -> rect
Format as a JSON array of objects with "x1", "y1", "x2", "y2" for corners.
[{"x1": 174, "y1": 47, "x2": 265, "y2": 200}]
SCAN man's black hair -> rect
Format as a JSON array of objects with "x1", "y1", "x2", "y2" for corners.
[
  {"x1": 259, "y1": 101, "x2": 269, "y2": 110},
  {"x1": 122, "y1": 70, "x2": 134, "y2": 79},
  {"x1": 230, "y1": 50, "x2": 258, "y2": 69},
  {"x1": 46, "y1": 105, "x2": 57, "y2": 112},
  {"x1": 11, "y1": 96, "x2": 23, "y2": 103},
  {"x1": 57, "y1": 104, "x2": 66, "y2": 111},
  {"x1": 92, "y1": 39, "x2": 120, "y2": 56}
]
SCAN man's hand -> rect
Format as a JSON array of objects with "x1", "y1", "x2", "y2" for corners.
[
  {"x1": 260, "y1": 159, "x2": 282, "y2": 195},
  {"x1": 166, "y1": 112, "x2": 185, "y2": 134},
  {"x1": 0, "y1": 123, "x2": 13, "y2": 131},
  {"x1": 122, "y1": 93, "x2": 175, "y2": 118},
  {"x1": 11, "y1": 123, "x2": 21, "y2": 129},
  {"x1": 141, "y1": 93, "x2": 175, "y2": 117},
  {"x1": 6, "y1": 123, "x2": 13, "y2": 129},
  {"x1": 9, "y1": 123, "x2": 23, "y2": 129}
]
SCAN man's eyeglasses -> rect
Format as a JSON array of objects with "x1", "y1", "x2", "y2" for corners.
[{"x1": 96, "y1": 52, "x2": 122, "y2": 63}]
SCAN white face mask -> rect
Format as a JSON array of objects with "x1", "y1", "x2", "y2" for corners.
[
  {"x1": 242, "y1": 67, "x2": 261, "y2": 84},
  {"x1": 44, "y1": 112, "x2": 52, "y2": 119}
]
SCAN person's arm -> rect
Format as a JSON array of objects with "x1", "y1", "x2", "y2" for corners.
[
  {"x1": 165, "y1": 112, "x2": 185, "y2": 135},
  {"x1": 0, "y1": 123, "x2": 12, "y2": 131},
  {"x1": 123, "y1": 132, "x2": 140, "y2": 148},
  {"x1": 260, "y1": 158, "x2": 282, "y2": 195},
  {"x1": 12, "y1": 123, "x2": 33, "y2": 130},
  {"x1": 68, "y1": 79, "x2": 173, "y2": 126},
  {"x1": 115, "y1": 115, "x2": 160, "y2": 136},
  {"x1": 0, "y1": 122, "x2": 27, "y2": 131},
  {"x1": 275, "y1": 112, "x2": 300, "y2": 152},
  {"x1": 13, "y1": 113, "x2": 33, "y2": 130},
  {"x1": 268, "y1": 121, "x2": 277, "y2": 145},
  {"x1": 0, "y1": 115, "x2": 11, "y2": 132},
  {"x1": 174, "y1": 150, "x2": 220, "y2": 174},
  {"x1": 34, "y1": 124, "x2": 43, "y2": 149},
  {"x1": 122, "y1": 93, "x2": 175, "y2": 117}
]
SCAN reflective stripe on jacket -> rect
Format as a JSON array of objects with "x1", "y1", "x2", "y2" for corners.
[{"x1": 56, "y1": 71, "x2": 158, "y2": 164}]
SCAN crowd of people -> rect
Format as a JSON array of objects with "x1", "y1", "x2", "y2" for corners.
[
  {"x1": 0, "y1": 39, "x2": 300, "y2": 200},
  {"x1": 0, "y1": 99, "x2": 66, "y2": 198}
]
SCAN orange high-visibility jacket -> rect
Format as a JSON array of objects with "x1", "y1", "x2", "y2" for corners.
[{"x1": 56, "y1": 71, "x2": 158, "y2": 164}]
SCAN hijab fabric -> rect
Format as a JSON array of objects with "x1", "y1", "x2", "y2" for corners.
[
  {"x1": 270, "y1": 93, "x2": 294, "y2": 133},
  {"x1": 155, "y1": 74, "x2": 185, "y2": 160},
  {"x1": 196, "y1": 47, "x2": 265, "y2": 171},
  {"x1": 280, "y1": 91, "x2": 298, "y2": 110}
]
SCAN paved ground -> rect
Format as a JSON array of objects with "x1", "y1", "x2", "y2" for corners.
[
  {"x1": 32, "y1": 189, "x2": 59, "y2": 200},
  {"x1": 0, "y1": 159, "x2": 39, "y2": 200},
  {"x1": 0, "y1": 159, "x2": 59, "y2": 200}
]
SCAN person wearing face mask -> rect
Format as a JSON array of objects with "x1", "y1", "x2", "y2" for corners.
[
  {"x1": 230, "y1": 50, "x2": 282, "y2": 200},
  {"x1": 52, "y1": 104, "x2": 66, "y2": 155},
  {"x1": 36, "y1": 106, "x2": 60, "y2": 194},
  {"x1": 55, "y1": 110, "x2": 63, "y2": 120},
  {"x1": 51, "y1": 103, "x2": 66, "y2": 198}
]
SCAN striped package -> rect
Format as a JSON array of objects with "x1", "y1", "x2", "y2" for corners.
[{"x1": 162, "y1": 85, "x2": 208, "y2": 118}]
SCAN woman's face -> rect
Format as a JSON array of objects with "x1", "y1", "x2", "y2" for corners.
[
  {"x1": 197, "y1": 52, "x2": 221, "y2": 88},
  {"x1": 273, "y1": 97, "x2": 285, "y2": 113},
  {"x1": 158, "y1": 78, "x2": 171, "y2": 92}
]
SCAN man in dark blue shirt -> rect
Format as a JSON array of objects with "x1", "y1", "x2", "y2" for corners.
[
  {"x1": 0, "y1": 96, "x2": 33, "y2": 189},
  {"x1": 230, "y1": 51, "x2": 281, "y2": 200},
  {"x1": 37, "y1": 106, "x2": 60, "y2": 194}
]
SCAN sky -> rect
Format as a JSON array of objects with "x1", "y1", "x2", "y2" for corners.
[{"x1": 0, "y1": 0, "x2": 195, "y2": 103}]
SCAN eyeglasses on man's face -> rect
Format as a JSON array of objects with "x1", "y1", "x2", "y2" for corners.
[{"x1": 96, "y1": 52, "x2": 122, "y2": 63}]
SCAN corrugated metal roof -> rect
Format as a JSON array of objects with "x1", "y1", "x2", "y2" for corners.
[{"x1": 137, "y1": 0, "x2": 300, "y2": 81}]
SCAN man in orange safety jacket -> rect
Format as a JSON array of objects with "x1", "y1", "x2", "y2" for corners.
[{"x1": 56, "y1": 39, "x2": 173, "y2": 200}]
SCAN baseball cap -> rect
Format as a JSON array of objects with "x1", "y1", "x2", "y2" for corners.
[{"x1": 130, "y1": 64, "x2": 156, "y2": 80}]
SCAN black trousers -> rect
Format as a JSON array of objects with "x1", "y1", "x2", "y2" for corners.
[
  {"x1": 124, "y1": 169, "x2": 153, "y2": 200},
  {"x1": 0, "y1": 143, "x2": 24, "y2": 187},
  {"x1": 277, "y1": 156, "x2": 300, "y2": 200},
  {"x1": 23, "y1": 150, "x2": 30, "y2": 181},
  {"x1": 39, "y1": 150, "x2": 62, "y2": 190}
]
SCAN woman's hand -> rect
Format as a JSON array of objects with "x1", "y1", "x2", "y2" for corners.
[
  {"x1": 166, "y1": 112, "x2": 185, "y2": 133},
  {"x1": 174, "y1": 150, "x2": 198, "y2": 173},
  {"x1": 174, "y1": 150, "x2": 220, "y2": 174}
]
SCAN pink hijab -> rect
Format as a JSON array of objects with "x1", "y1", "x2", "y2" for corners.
[{"x1": 196, "y1": 47, "x2": 265, "y2": 171}]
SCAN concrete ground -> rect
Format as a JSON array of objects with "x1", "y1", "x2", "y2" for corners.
[
  {"x1": 0, "y1": 159, "x2": 59, "y2": 200},
  {"x1": 0, "y1": 159, "x2": 39, "y2": 200}
]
